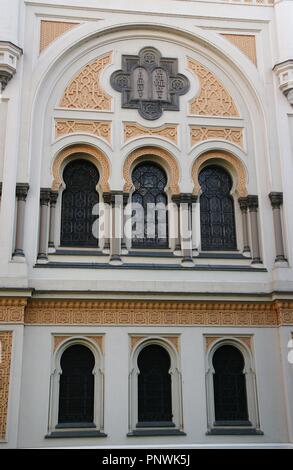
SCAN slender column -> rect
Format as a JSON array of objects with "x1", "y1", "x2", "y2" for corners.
[
  {"x1": 48, "y1": 191, "x2": 58, "y2": 250},
  {"x1": 102, "y1": 193, "x2": 111, "y2": 252},
  {"x1": 109, "y1": 191, "x2": 123, "y2": 264},
  {"x1": 269, "y1": 192, "x2": 286, "y2": 262},
  {"x1": 190, "y1": 195, "x2": 198, "y2": 253},
  {"x1": 238, "y1": 197, "x2": 250, "y2": 254},
  {"x1": 180, "y1": 193, "x2": 193, "y2": 264},
  {"x1": 38, "y1": 188, "x2": 51, "y2": 261},
  {"x1": 121, "y1": 193, "x2": 129, "y2": 253},
  {"x1": 13, "y1": 183, "x2": 29, "y2": 258},
  {"x1": 171, "y1": 195, "x2": 181, "y2": 253},
  {"x1": 0, "y1": 182, "x2": 2, "y2": 199},
  {"x1": 247, "y1": 195, "x2": 261, "y2": 264}
]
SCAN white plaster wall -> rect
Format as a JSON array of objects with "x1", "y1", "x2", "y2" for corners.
[{"x1": 17, "y1": 325, "x2": 289, "y2": 447}]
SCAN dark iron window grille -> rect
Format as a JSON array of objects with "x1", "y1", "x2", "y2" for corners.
[
  {"x1": 131, "y1": 162, "x2": 168, "y2": 248},
  {"x1": 213, "y1": 345, "x2": 249, "y2": 423},
  {"x1": 58, "y1": 344, "x2": 95, "y2": 425},
  {"x1": 199, "y1": 165, "x2": 237, "y2": 251},
  {"x1": 61, "y1": 159, "x2": 100, "y2": 247},
  {"x1": 137, "y1": 344, "x2": 173, "y2": 424}
]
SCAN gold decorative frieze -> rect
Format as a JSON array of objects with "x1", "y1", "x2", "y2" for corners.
[
  {"x1": 0, "y1": 331, "x2": 13, "y2": 441},
  {"x1": 55, "y1": 119, "x2": 111, "y2": 143},
  {"x1": 188, "y1": 58, "x2": 239, "y2": 117},
  {"x1": 53, "y1": 335, "x2": 104, "y2": 353},
  {"x1": 60, "y1": 53, "x2": 112, "y2": 110},
  {"x1": 0, "y1": 299, "x2": 27, "y2": 324},
  {"x1": 130, "y1": 335, "x2": 180, "y2": 351},
  {"x1": 124, "y1": 123, "x2": 178, "y2": 144},
  {"x1": 40, "y1": 20, "x2": 79, "y2": 53},
  {"x1": 205, "y1": 335, "x2": 252, "y2": 351},
  {"x1": 24, "y1": 300, "x2": 293, "y2": 327},
  {"x1": 221, "y1": 34, "x2": 257, "y2": 66},
  {"x1": 190, "y1": 126, "x2": 243, "y2": 148}
]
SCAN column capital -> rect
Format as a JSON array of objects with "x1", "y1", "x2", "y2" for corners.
[
  {"x1": 172, "y1": 193, "x2": 198, "y2": 205},
  {"x1": 269, "y1": 192, "x2": 283, "y2": 209},
  {"x1": 50, "y1": 190, "x2": 58, "y2": 206},
  {"x1": 103, "y1": 191, "x2": 123, "y2": 206},
  {"x1": 16, "y1": 183, "x2": 29, "y2": 201},
  {"x1": 40, "y1": 188, "x2": 51, "y2": 206},
  {"x1": 123, "y1": 193, "x2": 130, "y2": 206},
  {"x1": 247, "y1": 195, "x2": 259, "y2": 212},
  {"x1": 238, "y1": 197, "x2": 248, "y2": 212}
]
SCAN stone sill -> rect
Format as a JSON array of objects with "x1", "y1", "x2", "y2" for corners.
[
  {"x1": 206, "y1": 428, "x2": 264, "y2": 436},
  {"x1": 127, "y1": 429, "x2": 186, "y2": 437},
  {"x1": 45, "y1": 431, "x2": 107, "y2": 438}
]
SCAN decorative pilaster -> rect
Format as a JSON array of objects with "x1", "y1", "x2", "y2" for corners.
[
  {"x1": 48, "y1": 191, "x2": 58, "y2": 251},
  {"x1": 13, "y1": 183, "x2": 29, "y2": 258},
  {"x1": 269, "y1": 192, "x2": 287, "y2": 263},
  {"x1": 238, "y1": 197, "x2": 250, "y2": 254},
  {"x1": 37, "y1": 188, "x2": 51, "y2": 261},
  {"x1": 247, "y1": 195, "x2": 261, "y2": 264}
]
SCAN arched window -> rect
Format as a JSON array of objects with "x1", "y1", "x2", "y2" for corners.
[
  {"x1": 137, "y1": 344, "x2": 172, "y2": 424},
  {"x1": 131, "y1": 162, "x2": 168, "y2": 248},
  {"x1": 212, "y1": 345, "x2": 249, "y2": 423},
  {"x1": 58, "y1": 344, "x2": 95, "y2": 424},
  {"x1": 199, "y1": 165, "x2": 236, "y2": 251},
  {"x1": 61, "y1": 159, "x2": 99, "y2": 247}
]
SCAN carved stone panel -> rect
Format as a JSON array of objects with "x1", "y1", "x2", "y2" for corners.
[{"x1": 111, "y1": 47, "x2": 190, "y2": 120}]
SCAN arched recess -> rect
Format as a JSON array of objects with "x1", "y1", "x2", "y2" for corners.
[
  {"x1": 52, "y1": 144, "x2": 111, "y2": 192},
  {"x1": 205, "y1": 337, "x2": 261, "y2": 434},
  {"x1": 192, "y1": 150, "x2": 248, "y2": 198},
  {"x1": 129, "y1": 337, "x2": 184, "y2": 434},
  {"x1": 123, "y1": 146, "x2": 180, "y2": 195}
]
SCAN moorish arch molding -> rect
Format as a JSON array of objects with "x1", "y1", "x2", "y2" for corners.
[
  {"x1": 52, "y1": 144, "x2": 111, "y2": 192},
  {"x1": 123, "y1": 146, "x2": 180, "y2": 195},
  {"x1": 192, "y1": 150, "x2": 248, "y2": 197}
]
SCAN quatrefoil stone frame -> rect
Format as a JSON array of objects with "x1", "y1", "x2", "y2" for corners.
[{"x1": 110, "y1": 47, "x2": 190, "y2": 120}]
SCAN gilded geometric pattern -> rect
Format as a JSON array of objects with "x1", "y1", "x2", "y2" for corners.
[
  {"x1": 0, "y1": 332, "x2": 12, "y2": 441},
  {"x1": 53, "y1": 335, "x2": 104, "y2": 353},
  {"x1": 124, "y1": 123, "x2": 178, "y2": 144},
  {"x1": 188, "y1": 58, "x2": 239, "y2": 117},
  {"x1": 40, "y1": 20, "x2": 79, "y2": 53},
  {"x1": 55, "y1": 119, "x2": 111, "y2": 143},
  {"x1": 192, "y1": 150, "x2": 248, "y2": 197},
  {"x1": 59, "y1": 53, "x2": 112, "y2": 110},
  {"x1": 221, "y1": 34, "x2": 257, "y2": 66},
  {"x1": 24, "y1": 300, "x2": 290, "y2": 327},
  {"x1": 0, "y1": 299, "x2": 27, "y2": 324},
  {"x1": 123, "y1": 146, "x2": 180, "y2": 195},
  {"x1": 190, "y1": 126, "x2": 243, "y2": 148},
  {"x1": 205, "y1": 335, "x2": 253, "y2": 352}
]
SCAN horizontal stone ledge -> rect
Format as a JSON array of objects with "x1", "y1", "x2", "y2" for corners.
[
  {"x1": 45, "y1": 431, "x2": 107, "y2": 439},
  {"x1": 127, "y1": 430, "x2": 186, "y2": 437}
]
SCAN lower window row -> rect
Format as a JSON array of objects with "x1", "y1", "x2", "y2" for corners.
[{"x1": 48, "y1": 337, "x2": 262, "y2": 438}]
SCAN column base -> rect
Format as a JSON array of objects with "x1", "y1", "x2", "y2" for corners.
[
  {"x1": 13, "y1": 249, "x2": 25, "y2": 258},
  {"x1": 251, "y1": 258, "x2": 262, "y2": 265},
  {"x1": 181, "y1": 257, "x2": 194, "y2": 267},
  {"x1": 109, "y1": 255, "x2": 123, "y2": 266},
  {"x1": 48, "y1": 246, "x2": 56, "y2": 254},
  {"x1": 37, "y1": 254, "x2": 48, "y2": 263}
]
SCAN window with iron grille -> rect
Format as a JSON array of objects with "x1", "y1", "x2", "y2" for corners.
[
  {"x1": 137, "y1": 344, "x2": 172, "y2": 424},
  {"x1": 199, "y1": 165, "x2": 236, "y2": 251},
  {"x1": 131, "y1": 162, "x2": 168, "y2": 248},
  {"x1": 58, "y1": 344, "x2": 95, "y2": 424},
  {"x1": 61, "y1": 159, "x2": 99, "y2": 247}
]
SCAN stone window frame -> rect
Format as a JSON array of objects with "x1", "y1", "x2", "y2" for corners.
[
  {"x1": 47, "y1": 336, "x2": 105, "y2": 438},
  {"x1": 128, "y1": 336, "x2": 185, "y2": 437},
  {"x1": 205, "y1": 336, "x2": 262, "y2": 436}
]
